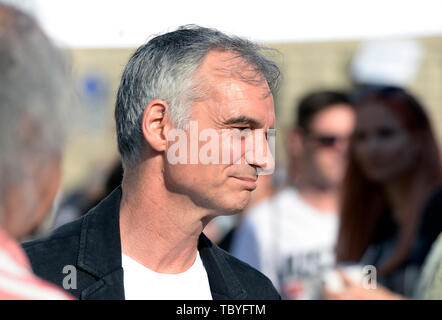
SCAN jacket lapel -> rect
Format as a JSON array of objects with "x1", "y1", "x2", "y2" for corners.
[
  {"x1": 77, "y1": 187, "x2": 125, "y2": 300},
  {"x1": 80, "y1": 269, "x2": 125, "y2": 300},
  {"x1": 198, "y1": 234, "x2": 248, "y2": 299}
]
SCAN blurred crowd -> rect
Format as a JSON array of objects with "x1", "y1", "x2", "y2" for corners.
[
  {"x1": 225, "y1": 86, "x2": 442, "y2": 300},
  {"x1": 0, "y1": 3, "x2": 441, "y2": 300}
]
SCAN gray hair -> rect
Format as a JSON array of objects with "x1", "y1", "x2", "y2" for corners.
[
  {"x1": 115, "y1": 25, "x2": 281, "y2": 167},
  {"x1": 0, "y1": 5, "x2": 73, "y2": 205}
]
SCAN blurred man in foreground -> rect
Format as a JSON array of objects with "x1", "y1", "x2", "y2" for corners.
[
  {"x1": 231, "y1": 90, "x2": 355, "y2": 299},
  {"x1": 0, "y1": 4, "x2": 73, "y2": 299}
]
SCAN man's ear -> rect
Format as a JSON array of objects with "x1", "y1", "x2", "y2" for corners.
[{"x1": 141, "y1": 99, "x2": 169, "y2": 152}]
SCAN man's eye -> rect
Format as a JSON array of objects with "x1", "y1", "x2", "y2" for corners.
[{"x1": 231, "y1": 127, "x2": 253, "y2": 139}]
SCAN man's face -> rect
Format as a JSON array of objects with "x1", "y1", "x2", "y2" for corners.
[
  {"x1": 302, "y1": 104, "x2": 355, "y2": 188},
  {"x1": 163, "y1": 50, "x2": 275, "y2": 214}
]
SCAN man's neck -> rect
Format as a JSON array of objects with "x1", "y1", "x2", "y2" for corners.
[
  {"x1": 294, "y1": 183, "x2": 340, "y2": 214},
  {"x1": 119, "y1": 163, "x2": 207, "y2": 274}
]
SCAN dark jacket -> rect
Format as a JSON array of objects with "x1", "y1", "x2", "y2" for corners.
[{"x1": 22, "y1": 187, "x2": 280, "y2": 300}]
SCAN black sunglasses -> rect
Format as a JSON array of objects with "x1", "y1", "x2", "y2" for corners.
[{"x1": 308, "y1": 134, "x2": 350, "y2": 148}]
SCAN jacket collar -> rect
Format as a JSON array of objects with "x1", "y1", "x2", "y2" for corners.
[{"x1": 77, "y1": 186, "x2": 247, "y2": 300}]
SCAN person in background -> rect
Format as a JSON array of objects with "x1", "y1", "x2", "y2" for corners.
[
  {"x1": 0, "y1": 4, "x2": 74, "y2": 299},
  {"x1": 231, "y1": 90, "x2": 355, "y2": 299},
  {"x1": 324, "y1": 86, "x2": 442, "y2": 299}
]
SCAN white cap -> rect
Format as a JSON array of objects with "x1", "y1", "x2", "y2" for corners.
[{"x1": 350, "y1": 39, "x2": 423, "y2": 87}]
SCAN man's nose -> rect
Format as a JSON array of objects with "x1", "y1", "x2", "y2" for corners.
[{"x1": 244, "y1": 130, "x2": 275, "y2": 175}]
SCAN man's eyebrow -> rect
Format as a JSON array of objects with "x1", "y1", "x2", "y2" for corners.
[{"x1": 222, "y1": 115, "x2": 262, "y2": 127}]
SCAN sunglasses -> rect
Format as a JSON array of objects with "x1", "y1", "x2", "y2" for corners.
[{"x1": 307, "y1": 133, "x2": 350, "y2": 148}]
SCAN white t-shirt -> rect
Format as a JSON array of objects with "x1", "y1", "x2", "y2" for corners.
[
  {"x1": 230, "y1": 187, "x2": 338, "y2": 299},
  {"x1": 122, "y1": 251, "x2": 213, "y2": 300}
]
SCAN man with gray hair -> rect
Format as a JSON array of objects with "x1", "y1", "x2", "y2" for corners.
[
  {"x1": 24, "y1": 25, "x2": 281, "y2": 299},
  {"x1": 0, "y1": 4, "x2": 73, "y2": 299}
]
